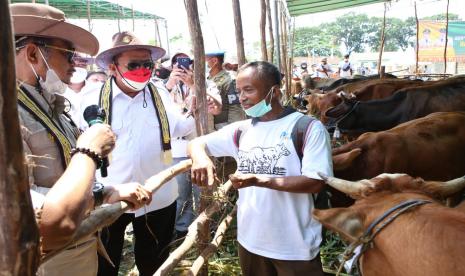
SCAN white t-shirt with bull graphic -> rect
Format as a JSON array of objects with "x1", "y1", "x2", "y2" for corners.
[{"x1": 198, "y1": 111, "x2": 333, "y2": 261}]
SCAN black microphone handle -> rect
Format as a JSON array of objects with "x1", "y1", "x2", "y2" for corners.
[{"x1": 100, "y1": 158, "x2": 109, "y2": 177}]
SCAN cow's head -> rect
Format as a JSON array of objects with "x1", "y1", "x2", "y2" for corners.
[
  {"x1": 313, "y1": 173, "x2": 465, "y2": 242},
  {"x1": 324, "y1": 98, "x2": 360, "y2": 131}
]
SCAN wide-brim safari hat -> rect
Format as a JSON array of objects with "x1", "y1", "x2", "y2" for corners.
[
  {"x1": 96, "y1": 31, "x2": 166, "y2": 68},
  {"x1": 10, "y1": 3, "x2": 99, "y2": 56}
]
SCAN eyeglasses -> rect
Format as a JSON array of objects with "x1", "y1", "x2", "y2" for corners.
[
  {"x1": 119, "y1": 60, "x2": 155, "y2": 71},
  {"x1": 36, "y1": 43, "x2": 76, "y2": 63}
]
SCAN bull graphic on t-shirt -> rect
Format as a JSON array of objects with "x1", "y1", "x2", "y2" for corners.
[{"x1": 237, "y1": 143, "x2": 291, "y2": 175}]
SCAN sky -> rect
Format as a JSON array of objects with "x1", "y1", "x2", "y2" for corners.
[{"x1": 68, "y1": 0, "x2": 465, "y2": 62}]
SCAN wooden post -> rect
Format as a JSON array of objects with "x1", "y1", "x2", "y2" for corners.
[
  {"x1": 443, "y1": 0, "x2": 450, "y2": 74},
  {"x1": 415, "y1": 1, "x2": 419, "y2": 75},
  {"x1": 86, "y1": 0, "x2": 91, "y2": 31},
  {"x1": 260, "y1": 0, "x2": 268, "y2": 61},
  {"x1": 266, "y1": 0, "x2": 274, "y2": 63},
  {"x1": 184, "y1": 1, "x2": 209, "y2": 275},
  {"x1": 0, "y1": 1, "x2": 40, "y2": 274},
  {"x1": 377, "y1": 2, "x2": 387, "y2": 75},
  {"x1": 380, "y1": 65, "x2": 386, "y2": 78},
  {"x1": 232, "y1": 0, "x2": 246, "y2": 66}
]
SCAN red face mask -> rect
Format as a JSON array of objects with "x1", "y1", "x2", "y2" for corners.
[{"x1": 121, "y1": 68, "x2": 152, "y2": 91}]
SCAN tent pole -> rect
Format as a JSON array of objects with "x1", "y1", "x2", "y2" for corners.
[
  {"x1": 87, "y1": 0, "x2": 91, "y2": 32},
  {"x1": 131, "y1": 5, "x2": 135, "y2": 32},
  {"x1": 164, "y1": 20, "x2": 170, "y2": 58}
]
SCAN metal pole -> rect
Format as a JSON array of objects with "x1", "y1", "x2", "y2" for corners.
[
  {"x1": 377, "y1": 2, "x2": 387, "y2": 76},
  {"x1": 164, "y1": 19, "x2": 170, "y2": 57},
  {"x1": 273, "y1": 0, "x2": 280, "y2": 69},
  {"x1": 131, "y1": 4, "x2": 135, "y2": 32},
  {"x1": 87, "y1": 0, "x2": 92, "y2": 32}
]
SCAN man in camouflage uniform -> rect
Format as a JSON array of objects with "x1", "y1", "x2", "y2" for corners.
[
  {"x1": 206, "y1": 51, "x2": 245, "y2": 130},
  {"x1": 205, "y1": 51, "x2": 246, "y2": 179}
]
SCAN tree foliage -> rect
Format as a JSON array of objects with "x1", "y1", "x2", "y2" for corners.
[{"x1": 293, "y1": 13, "x2": 461, "y2": 56}]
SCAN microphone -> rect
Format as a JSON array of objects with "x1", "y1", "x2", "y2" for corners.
[{"x1": 83, "y1": 105, "x2": 109, "y2": 177}]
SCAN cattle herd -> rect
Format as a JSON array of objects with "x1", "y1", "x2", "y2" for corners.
[{"x1": 293, "y1": 75, "x2": 465, "y2": 275}]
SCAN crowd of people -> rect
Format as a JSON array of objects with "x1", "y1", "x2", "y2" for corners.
[
  {"x1": 293, "y1": 54, "x2": 359, "y2": 79},
  {"x1": 11, "y1": 3, "x2": 333, "y2": 276}
]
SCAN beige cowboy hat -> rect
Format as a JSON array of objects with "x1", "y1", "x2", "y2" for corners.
[
  {"x1": 10, "y1": 3, "x2": 99, "y2": 56},
  {"x1": 96, "y1": 31, "x2": 166, "y2": 68}
]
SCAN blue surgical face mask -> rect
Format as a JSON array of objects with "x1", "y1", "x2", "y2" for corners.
[{"x1": 244, "y1": 86, "x2": 274, "y2": 118}]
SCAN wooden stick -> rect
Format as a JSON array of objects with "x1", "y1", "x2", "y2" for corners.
[
  {"x1": 415, "y1": 1, "x2": 419, "y2": 75},
  {"x1": 42, "y1": 159, "x2": 193, "y2": 263},
  {"x1": 266, "y1": 0, "x2": 274, "y2": 63},
  {"x1": 154, "y1": 181, "x2": 233, "y2": 276},
  {"x1": 0, "y1": 0, "x2": 40, "y2": 274},
  {"x1": 443, "y1": 0, "x2": 450, "y2": 74},
  {"x1": 260, "y1": 0, "x2": 268, "y2": 61},
  {"x1": 377, "y1": 2, "x2": 387, "y2": 75},
  {"x1": 188, "y1": 206, "x2": 237, "y2": 276},
  {"x1": 232, "y1": 0, "x2": 246, "y2": 66}
]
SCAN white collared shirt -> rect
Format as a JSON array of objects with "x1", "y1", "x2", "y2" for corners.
[{"x1": 81, "y1": 79, "x2": 195, "y2": 216}]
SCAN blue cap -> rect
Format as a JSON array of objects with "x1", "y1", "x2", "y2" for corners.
[{"x1": 205, "y1": 50, "x2": 225, "y2": 57}]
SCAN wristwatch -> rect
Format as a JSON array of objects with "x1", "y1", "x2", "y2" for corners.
[{"x1": 93, "y1": 182, "x2": 105, "y2": 207}]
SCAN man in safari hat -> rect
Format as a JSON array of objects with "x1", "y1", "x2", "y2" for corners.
[
  {"x1": 81, "y1": 31, "x2": 195, "y2": 276},
  {"x1": 11, "y1": 3, "x2": 153, "y2": 276}
]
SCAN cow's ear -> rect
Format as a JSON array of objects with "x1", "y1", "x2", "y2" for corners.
[
  {"x1": 333, "y1": 148, "x2": 362, "y2": 171},
  {"x1": 313, "y1": 208, "x2": 364, "y2": 243}
]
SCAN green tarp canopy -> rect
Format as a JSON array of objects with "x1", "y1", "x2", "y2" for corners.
[
  {"x1": 286, "y1": 0, "x2": 387, "y2": 16},
  {"x1": 11, "y1": 0, "x2": 164, "y2": 20}
]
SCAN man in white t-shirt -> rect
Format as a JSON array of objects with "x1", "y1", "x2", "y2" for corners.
[
  {"x1": 338, "y1": 54, "x2": 353, "y2": 78},
  {"x1": 188, "y1": 61, "x2": 332, "y2": 276},
  {"x1": 315, "y1": 57, "x2": 333, "y2": 79}
]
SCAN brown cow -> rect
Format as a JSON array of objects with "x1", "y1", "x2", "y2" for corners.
[
  {"x1": 332, "y1": 112, "x2": 465, "y2": 182},
  {"x1": 329, "y1": 112, "x2": 465, "y2": 207},
  {"x1": 314, "y1": 173, "x2": 465, "y2": 276},
  {"x1": 306, "y1": 79, "x2": 427, "y2": 123}
]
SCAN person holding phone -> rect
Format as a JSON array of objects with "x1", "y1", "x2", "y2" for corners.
[{"x1": 164, "y1": 52, "x2": 222, "y2": 239}]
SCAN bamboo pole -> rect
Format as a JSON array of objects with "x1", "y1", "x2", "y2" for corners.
[
  {"x1": 184, "y1": 1, "x2": 210, "y2": 274},
  {"x1": 377, "y1": 2, "x2": 387, "y2": 76},
  {"x1": 260, "y1": 0, "x2": 268, "y2": 61},
  {"x1": 0, "y1": 1, "x2": 40, "y2": 274},
  {"x1": 42, "y1": 160, "x2": 193, "y2": 263},
  {"x1": 232, "y1": 0, "x2": 246, "y2": 66},
  {"x1": 443, "y1": 0, "x2": 450, "y2": 74},
  {"x1": 415, "y1": 1, "x2": 419, "y2": 75},
  {"x1": 266, "y1": 0, "x2": 274, "y2": 63},
  {"x1": 154, "y1": 181, "x2": 234, "y2": 276},
  {"x1": 187, "y1": 206, "x2": 237, "y2": 276}
]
